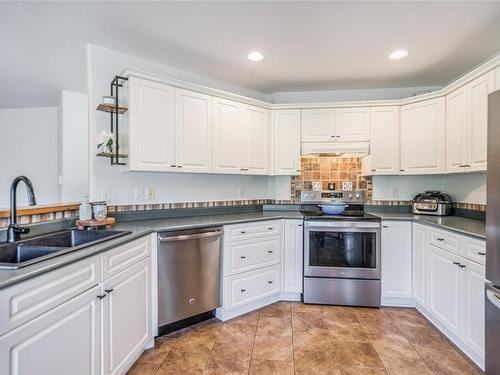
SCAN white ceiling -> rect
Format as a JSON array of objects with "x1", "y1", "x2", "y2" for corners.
[{"x1": 1, "y1": 1, "x2": 500, "y2": 108}]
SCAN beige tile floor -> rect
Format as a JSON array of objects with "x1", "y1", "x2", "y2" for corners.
[{"x1": 127, "y1": 302, "x2": 482, "y2": 375}]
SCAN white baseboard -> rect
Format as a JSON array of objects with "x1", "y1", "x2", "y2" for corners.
[
  {"x1": 415, "y1": 303, "x2": 484, "y2": 371},
  {"x1": 215, "y1": 294, "x2": 280, "y2": 321},
  {"x1": 280, "y1": 292, "x2": 302, "y2": 301},
  {"x1": 381, "y1": 297, "x2": 415, "y2": 307}
]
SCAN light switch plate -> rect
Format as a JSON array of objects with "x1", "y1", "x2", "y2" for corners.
[
  {"x1": 146, "y1": 187, "x2": 156, "y2": 201},
  {"x1": 342, "y1": 181, "x2": 353, "y2": 191},
  {"x1": 312, "y1": 181, "x2": 322, "y2": 191}
]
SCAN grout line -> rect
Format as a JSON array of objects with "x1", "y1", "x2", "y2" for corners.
[
  {"x1": 247, "y1": 309, "x2": 260, "y2": 375},
  {"x1": 202, "y1": 319, "x2": 223, "y2": 373}
]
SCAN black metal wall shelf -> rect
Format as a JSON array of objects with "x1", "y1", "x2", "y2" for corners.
[{"x1": 96, "y1": 75, "x2": 128, "y2": 165}]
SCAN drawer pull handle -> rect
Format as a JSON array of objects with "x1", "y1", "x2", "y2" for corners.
[
  {"x1": 382, "y1": 225, "x2": 388, "y2": 228},
  {"x1": 453, "y1": 261, "x2": 460, "y2": 265},
  {"x1": 240, "y1": 256, "x2": 247, "y2": 259},
  {"x1": 458, "y1": 264, "x2": 466, "y2": 268},
  {"x1": 97, "y1": 295, "x2": 107, "y2": 300},
  {"x1": 478, "y1": 252, "x2": 486, "y2": 256},
  {"x1": 437, "y1": 238, "x2": 445, "y2": 241},
  {"x1": 240, "y1": 230, "x2": 246, "y2": 234},
  {"x1": 240, "y1": 288, "x2": 246, "y2": 293},
  {"x1": 268, "y1": 227, "x2": 274, "y2": 230},
  {"x1": 105, "y1": 288, "x2": 114, "y2": 294},
  {"x1": 268, "y1": 250, "x2": 273, "y2": 254},
  {"x1": 267, "y1": 280, "x2": 273, "y2": 284}
]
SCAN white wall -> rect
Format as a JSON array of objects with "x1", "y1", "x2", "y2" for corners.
[
  {"x1": 272, "y1": 86, "x2": 443, "y2": 104},
  {"x1": 88, "y1": 44, "x2": 281, "y2": 204},
  {"x1": 0, "y1": 107, "x2": 59, "y2": 208},
  {"x1": 59, "y1": 90, "x2": 89, "y2": 203},
  {"x1": 372, "y1": 173, "x2": 486, "y2": 205}
]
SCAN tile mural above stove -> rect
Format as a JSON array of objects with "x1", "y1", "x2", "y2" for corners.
[{"x1": 291, "y1": 156, "x2": 372, "y2": 200}]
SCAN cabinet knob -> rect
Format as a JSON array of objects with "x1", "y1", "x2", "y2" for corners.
[
  {"x1": 97, "y1": 294, "x2": 106, "y2": 300},
  {"x1": 240, "y1": 255, "x2": 246, "y2": 259},
  {"x1": 453, "y1": 261, "x2": 460, "y2": 265},
  {"x1": 296, "y1": 169, "x2": 301, "y2": 172},
  {"x1": 458, "y1": 264, "x2": 466, "y2": 268},
  {"x1": 170, "y1": 164, "x2": 176, "y2": 168},
  {"x1": 478, "y1": 252, "x2": 486, "y2": 256},
  {"x1": 177, "y1": 165, "x2": 183, "y2": 168},
  {"x1": 437, "y1": 238, "x2": 445, "y2": 241},
  {"x1": 267, "y1": 280, "x2": 273, "y2": 284},
  {"x1": 371, "y1": 169, "x2": 377, "y2": 172},
  {"x1": 268, "y1": 250, "x2": 273, "y2": 254},
  {"x1": 240, "y1": 230, "x2": 246, "y2": 234},
  {"x1": 241, "y1": 288, "x2": 246, "y2": 293},
  {"x1": 268, "y1": 227, "x2": 274, "y2": 230},
  {"x1": 105, "y1": 288, "x2": 114, "y2": 294},
  {"x1": 399, "y1": 169, "x2": 405, "y2": 172},
  {"x1": 382, "y1": 225, "x2": 388, "y2": 228},
  {"x1": 298, "y1": 224, "x2": 303, "y2": 227}
]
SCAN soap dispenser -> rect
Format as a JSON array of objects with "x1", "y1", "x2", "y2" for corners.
[{"x1": 79, "y1": 195, "x2": 92, "y2": 221}]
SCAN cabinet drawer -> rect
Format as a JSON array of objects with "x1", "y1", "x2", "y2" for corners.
[
  {"x1": 225, "y1": 236, "x2": 280, "y2": 276},
  {"x1": 0, "y1": 255, "x2": 100, "y2": 335},
  {"x1": 226, "y1": 220, "x2": 281, "y2": 242},
  {"x1": 463, "y1": 237, "x2": 486, "y2": 265},
  {"x1": 224, "y1": 265, "x2": 280, "y2": 309},
  {"x1": 429, "y1": 228, "x2": 461, "y2": 255},
  {"x1": 101, "y1": 236, "x2": 150, "y2": 280}
]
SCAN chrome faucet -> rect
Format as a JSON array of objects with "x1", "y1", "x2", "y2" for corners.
[{"x1": 6, "y1": 176, "x2": 37, "y2": 243}]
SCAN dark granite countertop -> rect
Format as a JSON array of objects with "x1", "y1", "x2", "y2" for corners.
[
  {"x1": 369, "y1": 212, "x2": 485, "y2": 239},
  {"x1": 0, "y1": 208, "x2": 485, "y2": 290},
  {"x1": 0, "y1": 210, "x2": 302, "y2": 290}
]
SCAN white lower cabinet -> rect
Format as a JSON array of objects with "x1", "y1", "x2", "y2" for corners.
[
  {"x1": 411, "y1": 223, "x2": 486, "y2": 369},
  {"x1": 381, "y1": 221, "x2": 413, "y2": 305},
  {"x1": 0, "y1": 285, "x2": 101, "y2": 375},
  {"x1": 0, "y1": 236, "x2": 152, "y2": 375},
  {"x1": 282, "y1": 219, "x2": 304, "y2": 297},
  {"x1": 102, "y1": 258, "x2": 151, "y2": 375}
]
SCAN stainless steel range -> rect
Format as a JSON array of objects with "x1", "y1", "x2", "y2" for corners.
[{"x1": 300, "y1": 190, "x2": 381, "y2": 307}]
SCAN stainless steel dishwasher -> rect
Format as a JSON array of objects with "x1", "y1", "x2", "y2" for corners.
[{"x1": 157, "y1": 227, "x2": 222, "y2": 329}]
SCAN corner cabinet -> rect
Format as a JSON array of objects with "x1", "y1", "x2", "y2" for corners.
[
  {"x1": 369, "y1": 106, "x2": 399, "y2": 174},
  {"x1": 400, "y1": 97, "x2": 445, "y2": 174},
  {"x1": 446, "y1": 70, "x2": 496, "y2": 173},
  {"x1": 381, "y1": 221, "x2": 413, "y2": 306},
  {"x1": 273, "y1": 110, "x2": 301, "y2": 175},
  {"x1": 128, "y1": 76, "x2": 176, "y2": 171}
]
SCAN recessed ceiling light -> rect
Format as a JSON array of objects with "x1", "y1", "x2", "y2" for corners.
[
  {"x1": 388, "y1": 50, "x2": 408, "y2": 60},
  {"x1": 247, "y1": 51, "x2": 264, "y2": 62}
]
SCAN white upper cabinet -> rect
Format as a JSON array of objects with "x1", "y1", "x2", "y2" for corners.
[
  {"x1": 335, "y1": 107, "x2": 370, "y2": 141},
  {"x1": 446, "y1": 71, "x2": 495, "y2": 173},
  {"x1": 369, "y1": 106, "x2": 399, "y2": 174},
  {"x1": 273, "y1": 110, "x2": 301, "y2": 176},
  {"x1": 212, "y1": 97, "x2": 244, "y2": 174},
  {"x1": 400, "y1": 97, "x2": 445, "y2": 174},
  {"x1": 381, "y1": 221, "x2": 413, "y2": 302},
  {"x1": 128, "y1": 77, "x2": 176, "y2": 171},
  {"x1": 243, "y1": 105, "x2": 270, "y2": 175},
  {"x1": 175, "y1": 89, "x2": 213, "y2": 173},
  {"x1": 468, "y1": 71, "x2": 496, "y2": 171},
  {"x1": 301, "y1": 108, "x2": 335, "y2": 142},
  {"x1": 446, "y1": 86, "x2": 469, "y2": 173}
]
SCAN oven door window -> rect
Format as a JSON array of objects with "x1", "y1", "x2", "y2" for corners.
[{"x1": 308, "y1": 231, "x2": 376, "y2": 268}]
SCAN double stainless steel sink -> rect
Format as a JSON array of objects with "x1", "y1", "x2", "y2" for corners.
[{"x1": 0, "y1": 229, "x2": 131, "y2": 269}]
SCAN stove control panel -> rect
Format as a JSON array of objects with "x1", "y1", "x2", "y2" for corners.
[{"x1": 300, "y1": 190, "x2": 365, "y2": 204}]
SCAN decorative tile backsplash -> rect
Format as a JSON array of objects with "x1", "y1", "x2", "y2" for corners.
[{"x1": 291, "y1": 156, "x2": 372, "y2": 200}]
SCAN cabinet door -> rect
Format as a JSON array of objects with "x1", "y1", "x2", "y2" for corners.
[
  {"x1": 381, "y1": 221, "x2": 412, "y2": 300},
  {"x1": 400, "y1": 97, "x2": 445, "y2": 174},
  {"x1": 468, "y1": 71, "x2": 496, "y2": 172},
  {"x1": 0, "y1": 286, "x2": 100, "y2": 375},
  {"x1": 102, "y1": 259, "x2": 151, "y2": 375},
  {"x1": 301, "y1": 108, "x2": 335, "y2": 142},
  {"x1": 283, "y1": 219, "x2": 304, "y2": 294},
  {"x1": 335, "y1": 107, "x2": 370, "y2": 142},
  {"x1": 462, "y1": 258, "x2": 485, "y2": 359},
  {"x1": 428, "y1": 244, "x2": 462, "y2": 336},
  {"x1": 412, "y1": 224, "x2": 428, "y2": 307},
  {"x1": 128, "y1": 77, "x2": 175, "y2": 171},
  {"x1": 369, "y1": 106, "x2": 399, "y2": 174},
  {"x1": 273, "y1": 110, "x2": 301, "y2": 175},
  {"x1": 446, "y1": 86, "x2": 468, "y2": 173},
  {"x1": 244, "y1": 105, "x2": 270, "y2": 175},
  {"x1": 175, "y1": 89, "x2": 212, "y2": 173},
  {"x1": 212, "y1": 98, "x2": 244, "y2": 174}
]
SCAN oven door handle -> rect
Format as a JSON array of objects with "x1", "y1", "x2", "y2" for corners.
[{"x1": 305, "y1": 222, "x2": 381, "y2": 229}]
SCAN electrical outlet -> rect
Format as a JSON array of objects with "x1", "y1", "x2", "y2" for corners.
[
  {"x1": 135, "y1": 188, "x2": 146, "y2": 201},
  {"x1": 342, "y1": 181, "x2": 353, "y2": 191},
  {"x1": 312, "y1": 181, "x2": 322, "y2": 191},
  {"x1": 391, "y1": 187, "x2": 399, "y2": 198},
  {"x1": 101, "y1": 188, "x2": 112, "y2": 201},
  {"x1": 146, "y1": 187, "x2": 156, "y2": 201}
]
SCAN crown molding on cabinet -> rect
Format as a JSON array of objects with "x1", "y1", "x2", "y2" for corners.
[
  {"x1": 123, "y1": 52, "x2": 500, "y2": 111},
  {"x1": 121, "y1": 68, "x2": 273, "y2": 110}
]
